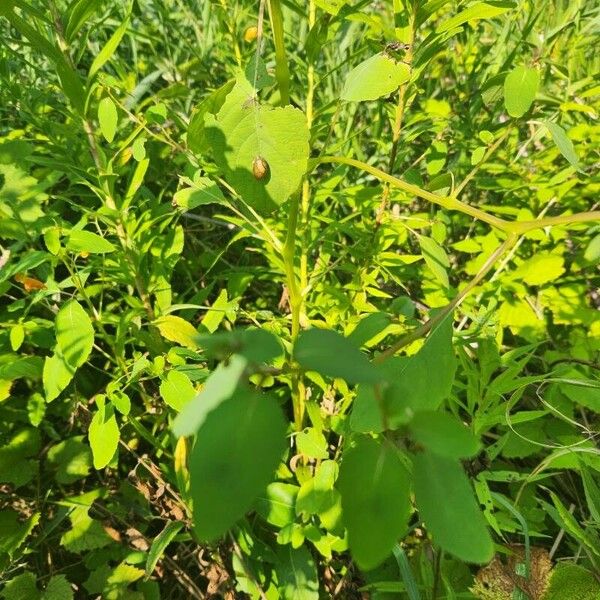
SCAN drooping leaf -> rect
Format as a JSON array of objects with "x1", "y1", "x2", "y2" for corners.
[
  {"x1": 173, "y1": 176, "x2": 225, "y2": 210},
  {"x1": 189, "y1": 388, "x2": 286, "y2": 541},
  {"x1": 55, "y1": 300, "x2": 94, "y2": 369},
  {"x1": 172, "y1": 355, "x2": 248, "y2": 437},
  {"x1": 88, "y1": 400, "x2": 119, "y2": 469},
  {"x1": 503, "y1": 65, "x2": 539, "y2": 118},
  {"x1": 204, "y1": 74, "x2": 309, "y2": 213},
  {"x1": 98, "y1": 97, "x2": 118, "y2": 143},
  {"x1": 409, "y1": 411, "x2": 480, "y2": 459},
  {"x1": 338, "y1": 437, "x2": 411, "y2": 570},
  {"x1": 294, "y1": 328, "x2": 382, "y2": 385},
  {"x1": 341, "y1": 54, "x2": 410, "y2": 102},
  {"x1": 543, "y1": 121, "x2": 580, "y2": 169},
  {"x1": 43, "y1": 352, "x2": 75, "y2": 403},
  {"x1": 383, "y1": 312, "x2": 457, "y2": 426},
  {"x1": 412, "y1": 451, "x2": 493, "y2": 563}
]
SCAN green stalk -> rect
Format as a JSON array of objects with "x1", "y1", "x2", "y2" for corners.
[{"x1": 267, "y1": 0, "x2": 290, "y2": 105}]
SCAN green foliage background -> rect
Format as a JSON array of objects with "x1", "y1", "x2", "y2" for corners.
[{"x1": 1, "y1": 0, "x2": 599, "y2": 598}]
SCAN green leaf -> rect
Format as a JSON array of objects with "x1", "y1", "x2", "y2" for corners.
[
  {"x1": 296, "y1": 427, "x2": 329, "y2": 459},
  {"x1": 204, "y1": 75, "x2": 309, "y2": 213},
  {"x1": 513, "y1": 252, "x2": 564, "y2": 286},
  {"x1": 408, "y1": 411, "x2": 480, "y2": 459},
  {"x1": 437, "y1": 1, "x2": 515, "y2": 34},
  {"x1": 503, "y1": 65, "x2": 539, "y2": 118},
  {"x1": 173, "y1": 177, "x2": 225, "y2": 210},
  {"x1": 201, "y1": 288, "x2": 232, "y2": 333},
  {"x1": 274, "y1": 545, "x2": 319, "y2": 600},
  {"x1": 56, "y1": 300, "x2": 94, "y2": 368},
  {"x1": 88, "y1": 400, "x2": 119, "y2": 469},
  {"x1": 154, "y1": 315, "x2": 199, "y2": 349},
  {"x1": 294, "y1": 328, "x2": 382, "y2": 385},
  {"x1": 543, "y1": 121, "x2": 580, "y2": 168},
  {"x1": 0, "y1": 572, "x2": 40, "y2": 600},
  {"x1": 88, "y1": 12, "x2": 131, "y2": 80},
  {"x1": 256, "y1": 482, "x2": 299, "y2": 528},
  {"x1": 419, "y1": 235, "x2": 450, "y2": 288},
  {"x1": 43, "y1": 352, "x2": 75, "y2": 402},
  {"x1": 545, "y1": 564, "x2": 600, "y2": 600},
  {"x1": 347, "y1": 312, "x2": 392, "y2": 348},
  {"x1": 145, "y1": 521, "x2": 184, "y2": 577},
  {"x1": 580, "y1": 464, "x2": 600, "y2": 523},
  {"x1": 60, "y1": 506, "x2": 112, "y2": 552},
  {"x1": 42, "y1": 575, "x2": 73, "y2": 600},
  {"x1": 196, "y1": 327, "x2": 283, "y2": 363},
  {"x1": 341, "y1": 53, "x2": 410, "y2": 102},
  {"x1": 46, "y1": 436, "x2": 92, "y2": 484},
  {"x1": 338, "y1": 437, "x2": 411, "y2": 570},
  {"x1": 383, "y1": 312, "x2": 456, "y2": 426},
  {"x1": 66, "y1": 229, "x2": 116, "y2": 254},
  {"x1": 412, "y1": 451, "x2": 493, "y2": 563},
  {"x1": 10, "y1": 323, "x2": 25, "y2": 351},
  {"x1": 584, "y1": 234, "x2": 600, "y2": 263},
  {"x1": 159, "y1": 370, "x2": 196, "y2": 411},
  {"x1": 189, "y1": 388, "x2": 286, "y2": 541},
  {"x1": 98, "y1": 97, "x2": 118, "y2": 143},
  {"x1": 172, "y1": 355, "x2": 248, "y2": 437},
  {"x1": 65, "y1": 0, "x2": 103, "y2": 42},
  {"x1": 0, "y1": 510, "x2": 40, "y2": 558}
]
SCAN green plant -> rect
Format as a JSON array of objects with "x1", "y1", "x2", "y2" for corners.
[{"x1": 1, "y1": 0, "x2": 599, "y2": 598}]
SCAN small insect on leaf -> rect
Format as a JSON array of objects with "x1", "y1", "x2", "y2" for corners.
[
  {"x1": 252, "y1": 156, "x2": 270, "y2": 180},
  {"x1": 15, "y1": 273, "x2": 46, "y2": 292}
]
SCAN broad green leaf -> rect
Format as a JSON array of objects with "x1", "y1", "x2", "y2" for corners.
[
  {"x1": 88, "y1": 400, "x2": 119, "y2": 469},
  {"x1": 503, "y1": 66, "x2": 539, "y2": 118},
  {"x1": 56, "y1": 300, "x2": 94, "y2": 368},
  {"x1": 145, "y1": 521, "x2": 183, "y2": 577},
  {"x1": 0, "y1": 510, "x2": 40, "y2": 558},
  {"x1": 256, "y1": 482, "x2": 299, "y2": 527},
  {"x1": 10, "y1": 323, "x2": 25, "y2": 351},
  {"x1": 274, "y1": 545, "x2": 319, "y2": 600},
  {"x1": 42, "y1": 575, "x2": 73, "y2": 600},
  {"x1": 204, "y1": 75, "x2": 309, "y2": 213},
  {"x1": 201, "y1": 289, "x2": 231, "y2": 333},
  {"x1": 409, "y1": 411, "x2": 480, "y2": 459},
  {"x1": 172, "y1": 355, "x2": 248, "y2": 437},
  {"x1": 437, "y1": 1, "x2": 515, "y2": 34},
  {"x1": 0, "y1": 572, "x2": 40, "y2": 600},
  {"x1": 412, "y1": 451, "x2": 493, "y2": 563},
  {"x1": 294, "y1": 328, "x2": 382, "y2": 385},
  {"x1": 88, "y1": 13, "x2": 131, "y2": 80},
  {"x1": 46, "y1": 436, "x2": 92, "y2": 484},
  {"x1": 98, "y1": 97, "x2": 118, "y2": 143},
  {"x1": 159, "y1": 370, "x2": 196, "y2": 412},
  {"x1": 173, "y1": 177, "x2": 225, "y2": 210},
  {"x1": 383, "y1": 312, "x2": 456, "y2": 426},
  {"x1": 296, "y1": 427, "x2": 329, "y2": 459},
  {"x1": 347, "y1": 312, "x2": 392, "y2": 348},
  {"x1": 189, "y1": 388, "x2": 286, "y2": 541},
  {"x1": 66, "y1": 229, "x2": 116, "y2": 254},
  {"x1": 543, "y1": 121, "x2": 580, "y2": 168},
  {"x1": 338, "y1": 437, "x2": 411, "y2": 570},
  {"x1": 513, "y1": 252, "x2": 564, "y2": 286},
  {"x1": 60, "y1": 505, "x2": 112, "y2": 552},
  {"x1": 584, "y1": 234, "x2": 600, "y2": 262},
  {"x1": 419, "y1": 235, "x2": 450, "y2": 288},
  {"x1": 341, "y1": 54, "x2": 410, "y2": 102},
  {"x1": 154, "y1": 315, "x2": 199, "y2": 349},
  {"x1": 43, "y1": 352, "x2": 75, "y2": 403},
  {"x1": 196, "y1": 327, "x2": 283, "y2": 363},
  {"x1": 296, "y1": 461, "x2": 342, "y2": 530}
]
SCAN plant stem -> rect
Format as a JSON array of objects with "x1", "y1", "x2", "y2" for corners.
[{"x1": 267, "y1": 0, "x2": 290, "y2": 106}]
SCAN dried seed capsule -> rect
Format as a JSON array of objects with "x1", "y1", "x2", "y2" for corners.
[{"x1": 252, "y1": 156, "x2": 269, "y2": 180}]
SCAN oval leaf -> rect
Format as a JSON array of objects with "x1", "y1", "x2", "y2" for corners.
[
  {"x1": 88, "y1": 402, "x2": 119, "y2": 470},
  {"x1": 66, "y1": 230, "x2": 116, "y2": 254},
  {"x1": 412, "y1": 451, "x2": 493, "y2": 563},
  {"x1": 98, "y1": 97, "x2": 118, "y2": 143},
  {"x1": 341, "y1": 54, "x2": 410, "y2": 102},
  {"x1": 504, "y1": 65, "x2": 539, "y2": 118},
  {"x1": 189, "y1": 388, "x2": 286, "y2": 541},
  {"x1": 338, "y1": 437, "x2": 411, "y2": 570},
  {"x1": 56, "y1": 300, "x2": 94, "y2": 368}
]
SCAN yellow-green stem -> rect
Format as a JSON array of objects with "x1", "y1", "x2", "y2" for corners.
[{"x1": 267, "y1": 0, "x2": 290, "y2": 106}]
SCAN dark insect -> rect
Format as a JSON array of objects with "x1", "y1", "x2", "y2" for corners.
[
  {"x1": 384, "y1": 41, "x2": 411, "y2": 54},
  {"x1": 252, "y1": 155, "x2": 269, "y2": 180}
]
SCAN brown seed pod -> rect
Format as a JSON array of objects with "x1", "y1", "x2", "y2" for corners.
[{"x1": 252, "y1": 155, "x2": 269, "y2": 180}]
